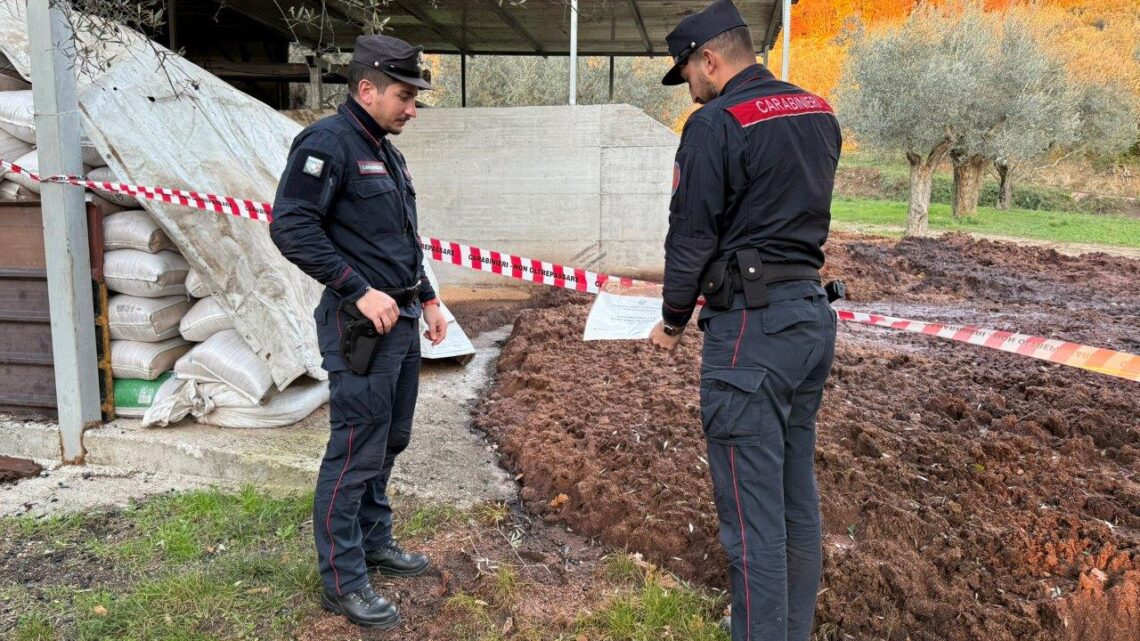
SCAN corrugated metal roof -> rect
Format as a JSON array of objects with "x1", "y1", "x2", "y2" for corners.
[{"x1": 204, "y1": 0, "x2": 789, "y2": 56}]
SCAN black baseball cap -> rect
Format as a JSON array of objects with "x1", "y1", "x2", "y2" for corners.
[
  {"x1": 352, "y1": 34, "x2": 433, "y2": 90},
  {"x1": 662, "y1": 0, "x2": 748, "y2": 86}
]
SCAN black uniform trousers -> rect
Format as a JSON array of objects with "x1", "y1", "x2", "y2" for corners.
[
  {"x1": 699, "y1": 281, "x2": 837, "y2": 641},
  {"x1": 314, "y1": 316, "x2": 420, "y2": 596}
]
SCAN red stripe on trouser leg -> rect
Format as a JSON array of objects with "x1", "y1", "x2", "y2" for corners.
[
  {"x1": 325, "y1": 425, "x2": 355, "y2": 595},
  {"x1": 730, "y1": 446, "x2": 752, "y2": 641},
  {"x1": 732, "y1": 310, "x2": 749, "y2": 368}
]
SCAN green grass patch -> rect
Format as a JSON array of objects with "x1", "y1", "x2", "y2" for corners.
[
  {"x1": 3, "y1": 488, "x2": 320, "y2": 641},
  {"x1": 106, "y1": 486, "x2": 313, "y2": 567},
  {"x1": 831, "y1": 197, "x2": 1140, "y2": 247},
  {"x1": 12, "y1": 512, "x2": 89, "y2": 539},
  {"x1": 12, "y1": 612, "x2": 56, "y2": 641},
  {"x1": 603, "y1": 552, "x2": 647, "y2": 585},
  {"x1": 577, "y1": 579, "x2": 728, "y2": 641},
  {"x1": 395, "y1": 503, "x2": 461, "y2": 539}
]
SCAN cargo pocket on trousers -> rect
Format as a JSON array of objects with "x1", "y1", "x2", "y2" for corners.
[{"x1": 700, "y1": 367, "x2": 766, "y2": 441}]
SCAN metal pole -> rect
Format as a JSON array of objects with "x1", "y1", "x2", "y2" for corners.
[
  {"x1": 460, "y1": 53, "x2": 467, "y2": 108},
  {"x1": 763, "y1": 48, "x2": 769, "y2": 68},
  {"x1": 168, "y1": 0, "x2": 178, "y2": 52},
  {"x1": 28, "y1": 0, "x2": 101, "y2": 463},
  {"x1": 569, "y1": 0, "x2": 578, "y2": 105},
  {"x1": 781, "y1": 0, "x2": 791, "y2": 80},
  {"x1": 306, "y1": 54, "x2": 322, "y2": 109},
  {"x1": 608, "y1": 56, "x2": 614, "y2": 102}
]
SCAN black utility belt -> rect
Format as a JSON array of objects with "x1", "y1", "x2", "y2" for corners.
[
  {"x1": 375, "y1": 283, "x2": 421, "y2": 308},
  {"x1": 700, "y1": 248, "x2": 821, "y2": 311}
]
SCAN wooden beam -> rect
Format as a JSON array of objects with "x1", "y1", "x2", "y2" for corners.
[
  {"x1": 390, "y1": 0, "x2": 468, "y2": 51},
  {"x1": 478, "y1": 0, "x2": 543, "y2": 53},
  {"x1": 625, "y1": 0, "x2": 653, "y2": 54},
  {"x1": 202, "y1": 61, "x2": 347, "y2": 83}
]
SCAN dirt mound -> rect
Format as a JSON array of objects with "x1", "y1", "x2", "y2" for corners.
[
  {"x1": 473, "y1": 235, "x2": 1140, "y2": 640},
  {"x1": 824, "y1": 232, "x2": 1140, "y2": 308}
]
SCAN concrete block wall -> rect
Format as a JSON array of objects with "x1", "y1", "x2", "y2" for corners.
[{"x1": 398, "y1": 104, "x2": 678, "y2": 287}]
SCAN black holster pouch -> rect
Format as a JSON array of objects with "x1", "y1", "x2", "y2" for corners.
[
  {"x1": 734, "y1": 248, "x2": 768, "y2": 309},
  {"x1": 339, "y1": 302, "x2": 383, "y2": 375},
  {"x1": 699, "y1": 259, "x2": 733, "y2": 311},
  {"x1": 825, "y1": 280, "x2": 847, "y2": 303}
]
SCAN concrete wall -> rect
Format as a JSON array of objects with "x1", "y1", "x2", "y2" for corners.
[{"x1": 398, "y1": 104, "x2": 678, "y2": 287}]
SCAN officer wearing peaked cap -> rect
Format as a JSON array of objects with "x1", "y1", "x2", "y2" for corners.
[
  {"x1": 270, "y1": 34, "x2": 446, "y2": 629},
  {"x1": 648, "y1": 2, "x2": 843, "y2": 641}
]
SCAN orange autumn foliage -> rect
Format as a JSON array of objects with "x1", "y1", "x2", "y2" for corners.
[{"x1": 776, "y1": 0, "x2": 1140, "y2": 103}]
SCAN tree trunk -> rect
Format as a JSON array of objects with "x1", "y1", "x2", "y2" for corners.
[
  {"x1": 906, "y1": 154, "x2": 935, "y2": 236},
  {"x1": 952, "y1": 154, "x2": 987, "y2": 219},
  {"x1": 996, "y1": 161, "x2": 1013, "y2": 210}
]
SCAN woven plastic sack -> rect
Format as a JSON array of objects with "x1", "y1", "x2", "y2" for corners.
[
  {"x1": 0, "y1": 127, "x2": 32, "y2": 166},
  {"x1": 114, "y1": 372, "x2": 176, "y2": 418},
  {"x1": 109, "y1": 294, "x2": 192, "y2": 342},
  {"x1": 86, "y1": 166, "x2": 140, "y2": 208},
  {"x1": 179, "y1": 296, "x2": 233, "y2": 342},
  {"x1": 0, "y1": 90, "x2": 103, "y2": 164},
  {"x1": 173, "y1": 329, "x2": 273, "y2": 404},
  {"x1": 142, "y1": 377, "x2": 328, "y2": 429},
  {"x1": 184, "y1": 267, "x2": 211, "y2": 298},
  {"x1": 111, "y1": 337, "x2": 192, "y2": 380},
  {"x1": 0, "y1": 178, "x2": 33, "y2": 200},
  {"x1": 104, "y1": 249, "x2": 189, "y2": 297},
  {"x1": 103, "y1": 210, "x2": 176, "y2": 253}
]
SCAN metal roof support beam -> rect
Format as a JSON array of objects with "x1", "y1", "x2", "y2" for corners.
[
  {"x1": 608, "y1": 56, "x2": 615, "y2": 101},
  {"x1": 569, "y1": 0, "x2": 578, "y2": 105},
  {"x1": 479, "y1": 0, "x2": 544, "y2": 53},
  {"x1": 761, "y1": 0, "x2": 782, "y2": 59},
  {"x1": 626, "y1": 0, "x2": 653, "y2": 54},
  {"x1": 461, "y1": 54, "x2": 468, "y2": 108},
  {"x1": 392, "y1": 1, "x2": 468, "y2": 51},
  {"x1": 781, "y1": 0, "x2": 791, "y2": 80}
]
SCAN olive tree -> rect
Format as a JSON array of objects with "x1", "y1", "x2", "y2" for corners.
[
  {"x1": 836, "y1": 6, "x2": 992, "y2": 235},
  {"x1": 951, "y1": 13, "x2": 1078, "y2": 218}
]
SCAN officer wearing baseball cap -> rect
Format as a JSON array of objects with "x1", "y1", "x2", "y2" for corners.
[
  {"x1": 270, "y1": 34, "x2": 445, "y2": 629},
  {"x1": 648, "y1": 2, "x2": 843, "y2": 641}
]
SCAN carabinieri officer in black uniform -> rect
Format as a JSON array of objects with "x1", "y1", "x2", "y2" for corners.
[
  {"x1": 648, "y1": 2, "x2": 842, "y2": 641},
  {"x1": 270, "y1": 34, "x2": 448, "y2": 629}
]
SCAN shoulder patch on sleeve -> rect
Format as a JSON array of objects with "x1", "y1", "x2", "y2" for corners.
[
  {"x1": 283, "y1": 148, "x2": 333, "y2": 202},
  {"x1": 302, "y1": 155, "x2": 326, "y2": 177}
]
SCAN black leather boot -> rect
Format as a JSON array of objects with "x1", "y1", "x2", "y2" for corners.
[
  {"x1": 365, "y1": 541, "x2": 431, "y2": 577},
  {"x1": 321, "y1": 585, "x2": 401, "y2": 629}
]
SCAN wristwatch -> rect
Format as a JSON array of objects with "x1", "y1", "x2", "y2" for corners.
[{"x1": 662, "y1": 322, "x2": 685, "y2": 337}]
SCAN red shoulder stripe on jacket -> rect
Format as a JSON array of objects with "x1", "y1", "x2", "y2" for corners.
[{"x1": 726, "y1": 93, "x2": 834, "y2": 128}]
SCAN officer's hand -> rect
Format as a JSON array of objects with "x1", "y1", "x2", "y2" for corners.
[
  {"x1": 649, "y1": 321, "x2": 683, "y2": 353},
  {"x1": 423, "y1": 303, "x2": 448, "y2": 346},
  {"x1": 356, "y1": 288, "x2": 400, "y2": 334}
]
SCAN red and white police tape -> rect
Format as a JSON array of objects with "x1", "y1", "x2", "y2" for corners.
[
  {"x1": 4, "y1": 159, "x2": 1137, "y2": 382},
  {"x1": 836, "y1": 310, "x2": 1139, "y2": 382}
]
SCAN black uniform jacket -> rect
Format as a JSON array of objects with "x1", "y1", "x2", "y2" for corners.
[
  {"x1": 663, "y1": 64, "x2": 842, "y2": 327},
  {"x1": 271, "y1": 97, "x2": 435, "y2": 310}
]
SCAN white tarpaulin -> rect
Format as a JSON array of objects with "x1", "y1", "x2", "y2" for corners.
[{"x1": 0, "y1": 2, "x2": 474, "y2": 403}]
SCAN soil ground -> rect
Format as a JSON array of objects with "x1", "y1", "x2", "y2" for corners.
[{"x1": 471, "y1": 232, "x2": 1140, "y2": 641}]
